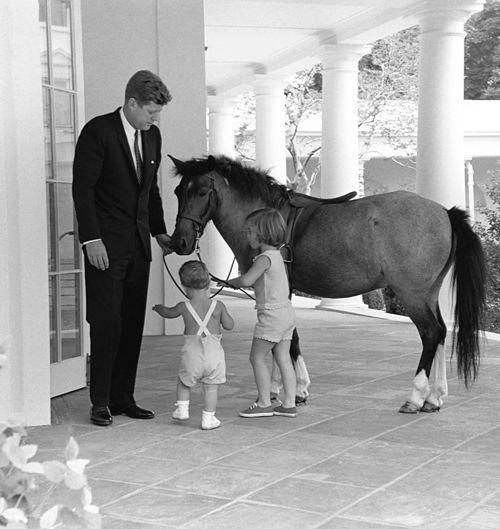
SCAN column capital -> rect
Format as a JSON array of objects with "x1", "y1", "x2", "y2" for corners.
[
  {"x1": 321, "y1": 43, "x2": 371, "y2": 72},
  {"x1": 253, "y1": 73, "x2": 289, "y2": 96},
  {"x1": 207, "y1": 94, "x2": 235, "y2": 115},
  {"x1": 408, "y1": 0, "x2": 485, "y2": 34}
]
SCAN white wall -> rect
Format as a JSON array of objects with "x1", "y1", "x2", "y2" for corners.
[
  {"x1": 80, "y1": 0, "x2": 208, "y2": 336},
  {"x1": 0, "y1": 0, "x2": 51, "y2": 425}
]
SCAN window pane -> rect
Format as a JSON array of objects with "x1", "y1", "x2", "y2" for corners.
[
  {"x1": 39, "y1": 0, "x2": 49, "y2": 84},
  {"x1": 57, "y1": 183, "x2": 80, "y2": 271},
  {"x1": 60, "y1": 273, "x2": 82, "y2": 360},
  {"x1": 46, "y1": 183, "x2": 57, "y2": 272},
  {"x1": 54, "y1": 90, "x2": 75, "y2": 182},
  {"x1": 42, "y1": 87, "x2": 53, "y2": 180},
  {"x1": 49, "y1": 275, "x2": 58, "y2": 363},
  {"x1": 50, "y1": 0, "x2": 73, "y2": 90}
]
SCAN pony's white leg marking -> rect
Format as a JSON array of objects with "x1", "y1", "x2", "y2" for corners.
[
  {"x1": 427, "y1": 343, "x2": 448, "y2": 407},
  {"x1": 270, "y1": 358, "x2": 282, "y2": 396},
  {"x1": 270, "y1": 356, "x2": 311, "y2": 398},
  {"x1": 408, "y1": 369, "x2": 430, "y2": 408},
  {"x1": 295, "y1": 355, "x2": 311, "y2": 398}
]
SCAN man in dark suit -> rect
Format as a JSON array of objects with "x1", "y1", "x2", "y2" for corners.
[{"x1": 73, "y1": 70, "x2": 172, "y2": 426}]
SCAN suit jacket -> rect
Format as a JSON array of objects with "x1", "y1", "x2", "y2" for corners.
[{"x1": 72, "y1": 108, "x2": 166, "y2": 261}]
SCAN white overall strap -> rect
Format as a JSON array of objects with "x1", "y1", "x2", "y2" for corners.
[
  {"x1": 185, "y1": 300, "x2": 217, "y2": 336},
  {"x1": 198, "y1": 300, "x2": 217, "y2": 336}
]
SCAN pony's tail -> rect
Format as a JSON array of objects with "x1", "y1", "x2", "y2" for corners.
[
  {"x1": 290, "y1": 327, "x2": 301, "y2": 363},
  {"x1": 448, "y1": 207, "x2": 486, "y2": 388}
]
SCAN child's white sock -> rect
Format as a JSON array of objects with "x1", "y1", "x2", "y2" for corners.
[
  {"x1": 201, "y1": 410, "x2": 220, "y2": 430},
  {"x1": 172, "y1": 400, "x2": 189, "y2": 420}
]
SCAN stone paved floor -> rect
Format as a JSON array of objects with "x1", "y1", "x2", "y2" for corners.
[{"x1": 29, "y1": 295, "x2": 500, "y2": 528}]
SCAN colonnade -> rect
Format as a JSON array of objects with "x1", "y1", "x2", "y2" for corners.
[{"x1": 206, "y1": 0, "x2": 484, "y2": 313}]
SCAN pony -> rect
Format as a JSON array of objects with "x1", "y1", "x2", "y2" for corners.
[{"x1": 167, "y1": 154, "x2": 486, "y2": 413}]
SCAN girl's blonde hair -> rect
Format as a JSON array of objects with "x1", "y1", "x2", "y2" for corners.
[
  {"x1": 179, "y1": 260, "x2": 210, "y2": 289},
  {"x1": 245, "y1": 208, "x2": 286, "y2": 247}
]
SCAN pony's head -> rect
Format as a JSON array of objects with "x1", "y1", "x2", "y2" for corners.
[
  {"x1": 168, "y1": 154, "x2": 289, "y2": 255},
  {"x1": 168, "y1": 154, "x2": 218, "y2": 254}
]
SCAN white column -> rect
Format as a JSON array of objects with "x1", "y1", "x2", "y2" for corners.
[
  {"x1": 157, "y1": 0, "x2": 208, "y2": 335},
  {"x1": 414, "y1": 0, "x2": 484, "y2": 325},
  {"x1": 317, "y1": 43, "x2": 369, "y2": 311},
  {"x1": 465, "y1": 158, "x2": 475, "y2": 222},
  {"x1": 207, "y1": 95, "x2": 236, "y2": 281},
  {"x1": 321, "y1": 43, "x2": 370, "y2": 196},
  {"x1": 0, "y1": 0, "x2": 50, "y2": 425},
  {"x1": 254, "y1": 74, "x2": 288, "y2": 184},
  {"x1": 415, "y1": 0, "x2": 484, "y2": 208}
]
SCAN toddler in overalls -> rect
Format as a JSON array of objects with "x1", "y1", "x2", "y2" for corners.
[{"x1": 153, "y1": 261, "x2": 234, "y2": 430}]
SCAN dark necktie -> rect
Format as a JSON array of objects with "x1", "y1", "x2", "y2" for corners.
[{"x1": 134, "y1": 130, "x2": 143, "y2": 185}]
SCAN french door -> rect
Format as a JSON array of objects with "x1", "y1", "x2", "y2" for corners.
[{"x1": 40, "y1": 0, "x2": 86, "y2": 397}]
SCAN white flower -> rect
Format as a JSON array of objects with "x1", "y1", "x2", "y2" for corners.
[
  {"x1": 63, "y1": 437, "x2": 89, "y2": 490},
  {"x1": 2, "y1": 433, "x2": 43, "y2": 473}
]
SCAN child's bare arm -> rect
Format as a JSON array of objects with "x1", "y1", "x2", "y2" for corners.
[
  {"x1": 219, "y1": 302, "x2": 234, "y2": 330},
  {"x1": 226, "y1": 255, "x2": 270, "y2": 288},
  {"x1": 152, "y1": 302, "x2": 183, "y2": 319}
]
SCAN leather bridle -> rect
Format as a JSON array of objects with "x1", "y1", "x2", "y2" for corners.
[{"x1": 176, "y1": 173, "x2": 217, "y2": 243}]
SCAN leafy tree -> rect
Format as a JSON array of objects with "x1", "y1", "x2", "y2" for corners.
[
  {"x1": 475, "y1": 171, "x2": 500, "y2": 332},
  {"x1": 464, "y1": 0, "x2": 500, "y2": 100}
]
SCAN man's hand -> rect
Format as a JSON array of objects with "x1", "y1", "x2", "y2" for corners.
[
  {"x1": 85, "y1": 240, "x2": 109, "y2": 270},
  {"x1": 155, "y1": 233, "x2": 173, "y2": 255}
]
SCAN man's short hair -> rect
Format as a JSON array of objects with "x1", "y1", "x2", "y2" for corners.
[
  {"x1": 179, "y1": 260, "x2": 210, "y2": 289},
  {"x1": 125, "y1": 70, "x2": 172, "y2": 106}
]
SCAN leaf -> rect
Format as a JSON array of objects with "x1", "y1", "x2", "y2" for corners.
[
  {"x1": 42, "y1": 461, "x2": 66, "y2": 483},
  {"x1": 65, "y1": 437, "x2": 79, "y2": 461},
  {"x1": 39, "y1": 505, "x2": 59, "y2": 529}
]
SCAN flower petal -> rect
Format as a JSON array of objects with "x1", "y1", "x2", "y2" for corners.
[
  {"x1": 67, "y1": 458, "x2": 89, "y2": 475},
  {"x1": 42, "y1": 460, "x2": 67, "y2": 483},
  {"x1": 3, "y1": 507, "x2": 27, "y2": 523},
  {"x1": 40, "y1": 505, "x2": 59, "y2": 529},
  {"x1": 20, "y1": 461, "x2": 44, "y2": 474},
  {"x1": 64, "y1": 436, "x2": 79, "y2": 461}
]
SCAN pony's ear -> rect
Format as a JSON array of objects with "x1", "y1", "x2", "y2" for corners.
[
  {"x1": 207, "y1": 155, "x2": 216, "y2": 171},
  {"x1": 167, "y1": 155, "x2": 186, "y2": 172}
]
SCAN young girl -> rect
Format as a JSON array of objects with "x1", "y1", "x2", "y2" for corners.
[
  {"x1": 224, "y1": 208, "x2": 297, "y2": 418},
  {"x1": 153, "y1": 260, "x2": 234, "y2": 430}
]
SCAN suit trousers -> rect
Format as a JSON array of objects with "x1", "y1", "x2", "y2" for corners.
[{"x1": 84, "y1": 235, "x2": 150, "y2": 407}]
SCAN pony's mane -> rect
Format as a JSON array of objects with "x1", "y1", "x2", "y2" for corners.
[{"x1": 176, "y1": 155, "x2": 290, "y2": 208}]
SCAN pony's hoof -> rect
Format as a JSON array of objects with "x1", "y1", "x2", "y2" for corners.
[
  {"x1": 398, "y1": 401, "x2": 420, "y2": 414},
  {"x1": 295, "y1": 396, "x2": 307, "y2": 406},
  {"x1": 421, "y1": 400, "x2": 440, "y2": 413}
]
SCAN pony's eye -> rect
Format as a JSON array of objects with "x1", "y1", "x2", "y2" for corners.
[{"x1": 198, "y1": 190, "x2": 209, "y2": 197}]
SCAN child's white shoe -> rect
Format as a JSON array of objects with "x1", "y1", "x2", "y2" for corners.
[
  {"x1": 172, "y1": 400, "x2": 189, "y2": 420},
  {"x1": 201, "y1": 410, "x2": 220, "y2": 430}
]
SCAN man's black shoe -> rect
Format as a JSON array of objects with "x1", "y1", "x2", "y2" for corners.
[
  {"x1": 109, "y1": 403, "x2": 155, "y2": 419},
  {"x1": 90, "y1": 405, "x2": 112, "y2": 426}
]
